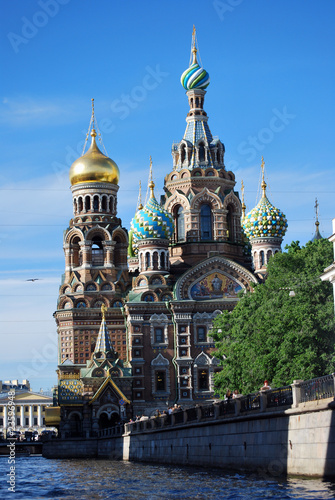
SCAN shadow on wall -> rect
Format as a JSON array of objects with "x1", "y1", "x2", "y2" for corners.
[{"x1": 325, "y1": 401, "x2": 335, "y2": 477}]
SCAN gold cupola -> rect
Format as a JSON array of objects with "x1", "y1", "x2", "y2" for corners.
[{"x1": 69, "y1": 100, "x2": 120, "y2": 186}]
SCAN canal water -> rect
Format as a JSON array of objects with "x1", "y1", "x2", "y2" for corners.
[{"x1": 1, "y1": 456, "x2": 335, "y2": 499}]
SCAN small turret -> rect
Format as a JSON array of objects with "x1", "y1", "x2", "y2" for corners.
[{"x1": 243, "y1": 158, "x2": 288, "y2": 275}]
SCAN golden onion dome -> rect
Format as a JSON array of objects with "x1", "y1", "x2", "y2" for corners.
[{"x1": 69, "y1": 129, "x2": 120, "y2": 186}]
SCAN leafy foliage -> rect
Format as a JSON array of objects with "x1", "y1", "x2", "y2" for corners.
[{"x1": 212, "y1": 239, "x2": 335, "y2": 395}]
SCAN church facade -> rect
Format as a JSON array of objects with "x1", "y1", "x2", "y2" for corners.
[{"x1": 51, "y1": 31, "x2": 287, "y2": 433}]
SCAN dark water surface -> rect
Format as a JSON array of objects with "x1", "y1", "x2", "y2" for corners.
[{"x1": 1, "y1": 456, "x2": 335, "y2": 499}]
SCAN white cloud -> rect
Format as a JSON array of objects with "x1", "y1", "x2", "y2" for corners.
[{"x1": 0, "y1": 96, "x2": 84, "y2": 127}]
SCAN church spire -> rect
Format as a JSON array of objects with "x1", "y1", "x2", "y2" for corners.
[
  {"x1": 312, "y1": 197, "x2": 323, "y2": 241},
  {"x1": 93, "y1": 304, "x2": 115, "y2": 359}
]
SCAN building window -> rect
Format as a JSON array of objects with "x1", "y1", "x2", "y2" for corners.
[
  {"x1": 34, "y1": 418, "x2": 38, "y2": 426},
  {"x1": 200, "y1": 204, "x2": 212, "y2": 240},
  {"x1": 197, "y1": 326, "x2": 207, "y2": 342},
  {"x1": 155, "y1": 371, "x2": 166, "y2": 392},
  {"x1": 154, "y1": 327, "x2": 164, "y2": 343},
  {"x1": 17, "y1": 417, "x2": 20, "y2": 426},
  {"x1": 0, "y1": 418, "x2": 3, "y2": 426},
  {"x1": 25, "y1": 417, "x2": 29, "y2": 426},
  {"x1": 34, "y1": 406, "x2": 37, "y2": 412},
  {"x1": 198, "y1": 369, "x2": 209, "y2": 390},
  {"x1": 176, "y1": 206, "x2": 185, "y2": 241}
]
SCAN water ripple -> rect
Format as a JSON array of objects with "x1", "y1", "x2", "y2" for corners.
[{"x1": 0, "y1": 456, "x2": 334, "y2": 499}]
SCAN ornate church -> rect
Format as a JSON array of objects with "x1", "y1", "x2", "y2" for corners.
[{"x1": 50, "y1": 30, "x2": 288, "y2": 435}]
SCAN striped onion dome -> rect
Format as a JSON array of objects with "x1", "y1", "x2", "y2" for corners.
[{"x1": 181, "y1": 62, "x2": 210, "y2": 90}]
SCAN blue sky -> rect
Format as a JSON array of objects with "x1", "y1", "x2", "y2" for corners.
[{"x1": 1, "y1": 0, "x2": 334, "y2": 391}]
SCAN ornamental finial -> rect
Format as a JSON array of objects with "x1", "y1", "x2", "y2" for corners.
[
  {"x1": 101, "y1": 303, "x2": 107, "y2": 321},
  {"x1": 137, "y1": 180, "x2": 143, "y2": 210},
  {"x1": 91, "y1": 98, "x2": 96, "y2": 137},
  {"x1": 191, "y1": 25, "x2": 198, "y2": 65},
  {"x1": 314, "y1": 197, "x2": 320, "y2": 231},
  {"x1": 261, "y1": 156, "x2": 267, "y2": 197},
  {"x1": 241, "y1": 180, "x2": 246, "y2": 219},
  {"x1": 149, "y1": 156, "x2": 155, "y2": 198}
]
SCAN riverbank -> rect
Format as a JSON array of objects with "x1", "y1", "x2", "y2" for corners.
[{"x1": 43, "y1": 397, "x2": 335, "y2": 478}]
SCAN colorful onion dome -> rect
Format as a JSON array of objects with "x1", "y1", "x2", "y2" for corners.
[
  {"x1": 181, "y1": 63, "x2": 210, "y2": 90},
  {"x1": 180, "y1": 27, "x2": 210, "y2": 90},
  {"x1": 243, "y1": 179, "x2": 288, "y2": 240},
  {"x1": 69, "y1": 129, "x2": 120, "y2": 186},
  {"x1": 130, "y1": 181, "x2": 174, "y2": 241}
]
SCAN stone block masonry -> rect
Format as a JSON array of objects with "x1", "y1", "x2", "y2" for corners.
[{"x1": 43, "y1": 398, "x2": 335, "y2": 478}]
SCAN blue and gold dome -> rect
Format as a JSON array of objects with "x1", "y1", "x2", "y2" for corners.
[
  {"x1": 130, "y1": 181, "x2": 174, "y2": 241},
  {"x1": 243, "y1": 166, "x2": 288, "y2": 240},
  {"x1": 180, "y1": 27, "x2": 210, "y2": 91}
]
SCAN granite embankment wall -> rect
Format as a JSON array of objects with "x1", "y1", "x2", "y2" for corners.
[
  {"x1": 123, "y1": 399, "x2": 335, "y2": 478},
  {"x1": 43, "y1": 398, "x2": 335, "y2": 477},
  {"x1": 43, "y1": 377, "x2": 335, "y2": 476}
]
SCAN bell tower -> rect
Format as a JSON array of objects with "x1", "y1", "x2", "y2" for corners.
[
  {"x1": 163, "y1": 27, "x2": 246, "y2": 270},
  {"x1": 55, "y1": 100, "x2": 130, "y2": 366}
]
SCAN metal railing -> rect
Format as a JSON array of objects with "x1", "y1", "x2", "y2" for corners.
[
  {"x1": 300, "y1": 374, "x2": 334, "y2": 403},
  {"x1": 267, "y1": 386, "x2": 293, "y2": 408},
  {"x1": 98, "y1": 374, "x2": 335, "y2": 438},
  {"x1": 217, "y1": 399, "x2": 235, "y2": 416},
  {"x1": 240, "y1": 392, "x2": 260, "y2": 412}
]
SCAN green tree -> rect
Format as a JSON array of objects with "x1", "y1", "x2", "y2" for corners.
[{"x1": 212, "y1": 239, "x2": 335, "y2": 395}]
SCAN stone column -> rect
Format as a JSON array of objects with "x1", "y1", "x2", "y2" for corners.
[
  {"x1": 37, "y1": 405, "x2": 42, "y2": 427},
  {"x1": 20, "y1": 405, "x2": 24, "y2": 428},
  {"x1": 29, "y1": 406, "x2": 33, "y2": 427},
  {"x1": 291, "y1": 379, "x2": 304, "y2": 408},
  {"x1": 80, "y1": 243, "x2": 91, "y2": 268},
  {"x1": 259, "y1": 392, "x2": 268, "y2": 412}
]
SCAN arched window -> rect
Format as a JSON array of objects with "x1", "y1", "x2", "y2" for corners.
[
  {"x1": 101, "y1": 196, "x2": 107, "y2": 211},
  {"x1": 198, "y1": 143, "x2": 205, "y2": 162},
  {"x1": 85, "y1": 196, "x2": 91, "y2": 211},
  {"x1": 145, "y1": 252, "x2": 150, "y2": 269},
  {"x1": 78, "y1": 197, "x2": 83, "y2": 212},
  {"x1": 176, "y1": 206, "x2": 185, "y2": 242},
  {"x1": 160, "y1": 252, "x2": 165, "y2": 269},
  {"x1": 92, "y1": 236, "x2": 104, "y2": 266},
  {"x1": 153, "y1": 252, "x2": 158, "y2": 270},
  {"x1": 180, "y1": 144, "x2": 186, "y2": 164},
  {"x1": 71, "y1": 236, "x2": 81, "y2": 267},
  {"x1": 198, "y1": 369, "x2": 209, "y2": 390},
  {"x1": 260, "y1": 250, "x2": 265, "y2": 267},
  {"x1": 200, "y1": 204, "x2": 212, "y2": 240},
  {"x1": 74, "y1": 199, "x2": 77, "y2": 214},
  {"x1": 93, "y1": 195, "x2": 99, "y2": 211},
  {"x1": 267, "y1": 250, "x2": 272, "y2": 263}
]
